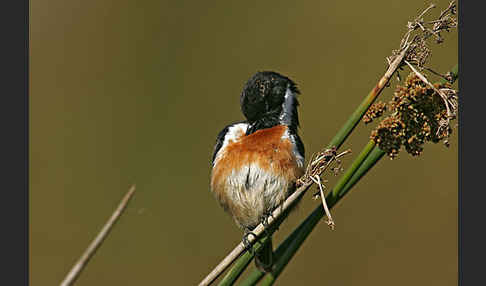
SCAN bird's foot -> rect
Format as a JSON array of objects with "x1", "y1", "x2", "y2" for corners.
[
  {"x1": 242, "y1": 231, "x2": 257, "y2": 253},
  {"x1": 260, "y1": 212, "x2": 275, "y2": 235}
]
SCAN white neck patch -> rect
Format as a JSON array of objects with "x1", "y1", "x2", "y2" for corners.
[
  {"x1": 213, "y1": 123, "x2": 249, "y2": 165},
  {"x1": 279, "y1": 86, "x2": 296, "y2": 125}
]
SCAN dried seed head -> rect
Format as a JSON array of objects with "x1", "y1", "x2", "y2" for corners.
[
  {"x1": 389, "y1": 1, "x2": 457, "y2": 71},
  {"x1": 370, "y1": 73, "x2": 457, "y2": 158},
  {"x1": 363, "y1": 102, "x2": 387, "y2": 124}
]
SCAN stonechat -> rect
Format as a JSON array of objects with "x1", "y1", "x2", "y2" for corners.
[{"x1": 210, "y1": 71, "x2": 305, "y2": 272}]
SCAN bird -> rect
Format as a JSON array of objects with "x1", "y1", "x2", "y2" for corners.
[{"x1": 210, "y1": 71, "x2": 305, "y2": 272}]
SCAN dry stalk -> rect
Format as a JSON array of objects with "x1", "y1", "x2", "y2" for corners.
[
  {"x1": 198, "y1": 149, "x2": 350, "y2": 286},
  {"x1": 388, "y1": 1, "x2": 457, "y2": 79},
  {"x1": 60, "y1": 185, "x2": 137, "y2": 286},
  {"x1": 310, "y1": 175, "x2": 335, "y2": 230},
  {"x1": 301, "y1": 147, "x2": 350, "y2": 230}
]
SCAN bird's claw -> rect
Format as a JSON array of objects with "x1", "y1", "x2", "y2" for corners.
[
  {"x1": 260, "y1": 212, "x2": 275, "y2": 235},
  {"x1": 242, "y1": 231, "x2": 257, "y2": 253}
]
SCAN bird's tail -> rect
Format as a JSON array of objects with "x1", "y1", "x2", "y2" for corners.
[{"x1": 255, "y1": 237, "x2": 273, "y2": 272}]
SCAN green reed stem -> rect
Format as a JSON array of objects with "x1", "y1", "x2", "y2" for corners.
[
  {"x1": 217, "y1": 240, "x2": 260, "y2": 286},
  {"x1": 332, "y1": 140, "x2": 376, "y2": 197}
]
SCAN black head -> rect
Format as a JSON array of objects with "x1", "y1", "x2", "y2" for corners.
[{"x1": 240, "y1": 71, "x2": 301, "y2": 133}]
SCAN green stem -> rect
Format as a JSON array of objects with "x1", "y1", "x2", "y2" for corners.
[
  {"x1": 218, "y1": 238, "x2": 270, "y2": 286},
  {"x1": 219, "y1": 205, "x2": 295, "y2": 286},
  {"x1": 326, "y1": 52, "x2": 406, "y2": 151},
  {"x1": 327, "y1": 92, "x2": 379, "y2": 150},
  {"x1": 217, "y1": 251, "x2": 254, "y2": 286},
  {"x1": 441, "y1": 64, "x2": 458, "y2": 85},
  {"x1": 237, "y1": 221, "x2": 305, "y2": 286},
  {"x1": 332, "y1": 140, "x2": 376, "y2": 197},
  {"x1": 338, "y1": 146, "x2": 386, "y2": 199},
  {"x1": 237, "y1": 268, "x2": 264, "y2": 286}
]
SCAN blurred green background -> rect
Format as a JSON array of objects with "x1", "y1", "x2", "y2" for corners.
[{"x1": 30, "y1": 0, "x2": 457, "y2": 285}]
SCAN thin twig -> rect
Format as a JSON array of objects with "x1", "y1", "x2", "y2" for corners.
[
  {"x1": 198, "y1": 150, "x2": 350, "y2": 286},
  {"x1": 60, "y1": 185, "x2": 137, "y2": 286},
  {"x1": 438, "y1": 1, "x2": 456, "y2": 20},
  {"x1": 310, "y1": 175, "x2": 335, "y2": 230},
  {"x1": 422, "y1": 66, "x2": 451, "y2": 82}
]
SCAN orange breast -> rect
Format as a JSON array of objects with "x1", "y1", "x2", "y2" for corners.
[{"x1": 211, "y1": 125, "x2": 303, "y2": 194}]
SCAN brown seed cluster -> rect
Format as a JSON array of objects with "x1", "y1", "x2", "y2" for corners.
[
  {"x1": 363, "y1": 102, "x2": 387, "y2": 124},
  {"x1": 369, "y1": 73, "x2": 454, "y2": 158}
]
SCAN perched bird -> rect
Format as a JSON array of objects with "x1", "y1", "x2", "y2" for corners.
[{"x1": 210, "y1": 71, "x2": 305, "y2": 272}]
